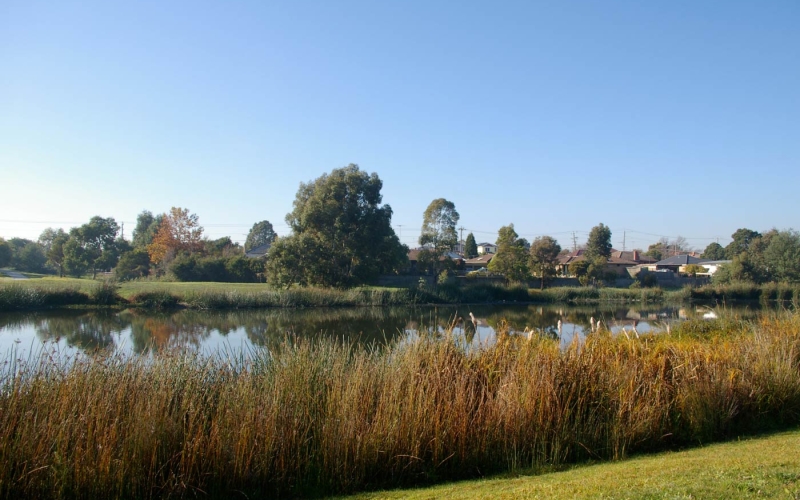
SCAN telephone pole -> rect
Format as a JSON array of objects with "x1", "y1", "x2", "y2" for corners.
[
  {"x1": 572, "y1": 231, "x2": 578, "y2": 252},
  {"x1": 458, "y1": 226, "x2": 465, "y2": 255}
]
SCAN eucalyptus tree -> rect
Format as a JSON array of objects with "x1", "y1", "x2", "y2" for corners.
[
  {"x1": 488, "y1": 224, "x2": 529, "y2": 282},
  {"x1": 245, "y1": 220, "x2": 277, "y2": 251},
  {"x1": 529, "y1": 235, "x2": 562, "y2": 289},
  {"x1": 418, "y1": 198, "x2": 459, "y2": 276},
  {"x1": 266, "y1": 164, "x2": 407, "y2": 288}
]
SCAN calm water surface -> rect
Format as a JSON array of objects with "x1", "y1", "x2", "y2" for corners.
[{"x1": 0, "y1": 304, "x2": 767, "y2": 361}]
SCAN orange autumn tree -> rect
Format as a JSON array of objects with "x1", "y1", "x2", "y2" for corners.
[{"x1": 147, "y1": 207, "x2": 205, "y2": 265}]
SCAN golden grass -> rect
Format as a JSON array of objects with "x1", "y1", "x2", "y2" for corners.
[{"x1": 1, "y1": 314, "x2": 799, "y2": 498}]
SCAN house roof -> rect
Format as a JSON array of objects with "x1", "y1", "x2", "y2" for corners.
[
  {"x1": 245, "y1": 243, "x2": 271, "y2": 258},
  {"x1": 465, "y1": 254, "x2": 494, "y2": 264},
  {"x1": 655, "y1": 255, "x2": 710, "y2": 266},
  {"x1": 477, "y1": 242, "x2": 496, "y2": 247},
  {"x1": 558, "y1": 248, "x2": 655, "y2": 267}
]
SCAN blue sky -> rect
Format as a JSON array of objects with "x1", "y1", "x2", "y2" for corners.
[{"x1": 2, "y1": 0, "x2": 798, "y2": 252}]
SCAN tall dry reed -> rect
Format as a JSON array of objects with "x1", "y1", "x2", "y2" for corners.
[{"x1": 1, "y1": 314, "x2": 799, "y2": 498}]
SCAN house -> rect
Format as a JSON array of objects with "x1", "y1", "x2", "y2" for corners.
[
  {"x1": 653, "y1": 254, "x2": 710, "y2": 273},
  {"x1": 692, "y1": 260, "x2": 731, "y2": 276},
  {"x1": 406, "y1": 248, "x2": 464, "y2": 274},
  {"x1": 244, "y1": 243, "x2": 271, "y2": 259},
  {"x1": 464, "y1": 254, "x2": 493, "y2": 271},
  {"x1": 477, "y1": 242, "x2": 497, "y2": 255},
  {"x1": 558, "y1": 249, "x2": 656, "y2": 277}
]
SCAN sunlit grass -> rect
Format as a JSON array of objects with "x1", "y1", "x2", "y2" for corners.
[
  {"x1": 339, "y1": 428, "x2": 800, "y2": 499},
  {"x1": 1, "y1": 313, "x2": 799, "y2": 498}
]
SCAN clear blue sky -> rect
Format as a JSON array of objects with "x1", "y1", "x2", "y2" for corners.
[{"x1": 2, "y1": 0, "x2": 798, "y2": 252}]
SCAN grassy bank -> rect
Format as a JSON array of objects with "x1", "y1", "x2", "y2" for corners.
[
  {"x1": 340, "y1": 428, "x2": 800, "y2": 499},
  {"x1": 2, "y1": 314, "x2": 799, "y2": 498},
  {"x1": 1, "y1": 275, "x2": 797, "y2": 311},
  {"x1": 0, "y1": 276, "x2": 691, "y2": 311},
  {"x1": 692, "y1": 281, "x2": 800, "y2": 306}
]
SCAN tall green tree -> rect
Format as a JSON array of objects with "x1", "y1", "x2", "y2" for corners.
[
  {"x1": 763, "y1": 229, "x2": 800, "y2": 282},
  {"x1": 418, "y1": 198, "x2": 459, "y2": 276},
  {"x1": 39, "y1": 228, "x2": 69, "y2": 277},
  {"x1": 132, "y1": 210, "x2": 163, "y2": 249},
  {"x1": 585, "y1": 223, "x2": 612, "y2": 261},
  {"x1": 464, "y1": 233, "x2": 478, "y2": 258},
  {"x1": 266, "y1": 164, "x2": 407, "y2": 288},
  {"x1": 529, "y1": 235, "x2": 562, "y2": 289},
  {"x1": 702, "y1": 242, "x2": 726, "y2": 260},
  {"x1": 488, "y1": 224, "x2": 529, "y2": 282},
  {"x1": 725, "y1": 228, "x2": 761, "y2": 259},
  {"x1": 64, "y1": 216, "x2": 120, "y2": 278},
  {"x1": 245, "y1": 220, "x2": 277, "y2": 251}
]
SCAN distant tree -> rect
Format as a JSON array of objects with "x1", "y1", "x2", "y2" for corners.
[
  {"x1": 702, "y1": 242, "x2": 726, "y2": 260},
  {"x1": 488, "y1": 224, "x2": 529, "y2": 282},
  {"x1": 419, "y1": 198, "x2": 459, "y2": 277},
  {"x1": 147, "y1": 207, "x2": 204, "y2": 266},
  {"x1": 645, "y1": 237, "x2": 670, "y2": 261},
  {"x1": 16, "y1": 243, "x2": 48, "y2": 273},
  {"x1": 64, "y1": 216, "x2": 120, "y2": 278},
  {"x1": 569, "y1": 260, "x2": 591, "y2": 285},
  {"x1": 763, "y1": 229, "x2": 800, "y2": 283},
  {"x1": 585, "y1": 223, "x2": 612, "y2": 261},
  {"x1": 39, "y1": 228, "x2": 70, "y2": 276},
  {"x1": 464, "y1": 233, "x2": 478, "y2": 258},
  {"x1": 132, "y1": 210, "x2": 164, "y2": 249},
  {"x1": 115, "y1": 249, "x2": 151, "y2": 281},
  {"x1": 266, "y1": 164, "x2": 407, "y2": 288},
  {"x1": 245, "y1": 220, "x2": 277, "y2": 251},
  {"x1": 205, "y1": 237, "x2": 240, "y2": 257},
  {"x1": 0, "y1": 238, "x2": 11, "y2": 268},
  {"x1": 529, "y1": 235, "x2": 562, "y2": 289},
  {"x1": 725, "y1": 228, "x2": 761, "y2": 259}
]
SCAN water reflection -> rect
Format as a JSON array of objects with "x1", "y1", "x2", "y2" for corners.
[{"x1": 0, "y1": 303, "x2": 777, "y2": 360}]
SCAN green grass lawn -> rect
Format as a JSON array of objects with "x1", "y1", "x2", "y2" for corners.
[
  {"x1": 338, "y1": 429, "x2": 800, "y2": 499},
  {"x1": 0, "y1": 273, "x2": 274, "y2": 298}
]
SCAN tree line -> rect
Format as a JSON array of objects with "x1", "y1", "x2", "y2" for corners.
[{"x1": 2, "y1": 163, "x2": 799, "y2": 288}]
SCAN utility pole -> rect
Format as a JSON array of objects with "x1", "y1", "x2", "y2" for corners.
[
  {"x1": 622, "y1": 231, "x2": 626, "y2": 252},
  {"x1": 458, "y1": 226, "x2": 465, "y2": 255},
  {"x1": 572, "y1": 231, "x2": 578, "y2": 252},
  {"x1": 120, "y1": 223, "x2": 124, "y2": 240}
]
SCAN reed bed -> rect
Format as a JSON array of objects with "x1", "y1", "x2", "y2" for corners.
[{"x1": 2, "y1": 313, "x2": 799, "y2": 499}]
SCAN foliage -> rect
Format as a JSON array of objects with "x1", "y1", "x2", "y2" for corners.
[
  {"x1": 585, "y1": 223, "x2": 612, "y2": 261},
  {"x1": 14, "y1": 241, "x2": 48, "y2": 273},
  {"x1": 131, "y1": 210, "x2": 163, "y2": 249},
  {"x1": 488, "y1": 224, "x2": 529, "y2": 282},
  {"x1": 419, "y1": 198, "x2": 459, "y2": 276},
  {"x1": 702, "y1": 241, "x2": 726, "y2": 260},
  {"x1": 725, "y1": 228, "x2": 761, "y2": 259},
  {"x1": 169, "y1": 254, "x2": 264, "y2": 283},
  {"x1": 683, "y1": 264, "x2": 708, "y2": 277},
  {"x1": 204, "y1": 236, "x2": 239, "y2": 257},
  {"x1": 464, "y1": 232, "x2": 478, "y2": 258},
  {"x1": 529, "y1": 235, "x2": 561, "y2": 289},
  {"x1": 39, "y1": 228, "x2": 69, "y2": 276},
  {"x1": 63, "y1": 216, "x2": 121, "y2": 278},
  {"x1": 115, "y1": 249, "x2": 152, "y2": 281},
  {"x1": 762, "y1": 229, "x2": 800, "y2": 282},
  {"x1": 244, "y1": 220, "x2": 277, "y2": 251},
  {"x1": 266, "y1": 165, "x2": 407, "y2": 288},
  {"x1": 0, "y1": 238, "x2": 10, "y2": 267},
  {"x1": 147, "y1": 207, "x2": 204, "y2": 266}
]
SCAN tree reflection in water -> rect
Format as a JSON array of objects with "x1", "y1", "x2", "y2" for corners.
[{"x1": 0, "y1": 303, "x2": 773, "y2": 358}]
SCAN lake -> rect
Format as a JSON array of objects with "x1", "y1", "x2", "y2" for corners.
[{"x1": 0, "y1": 303, "x2": 767, "y2": 361}]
